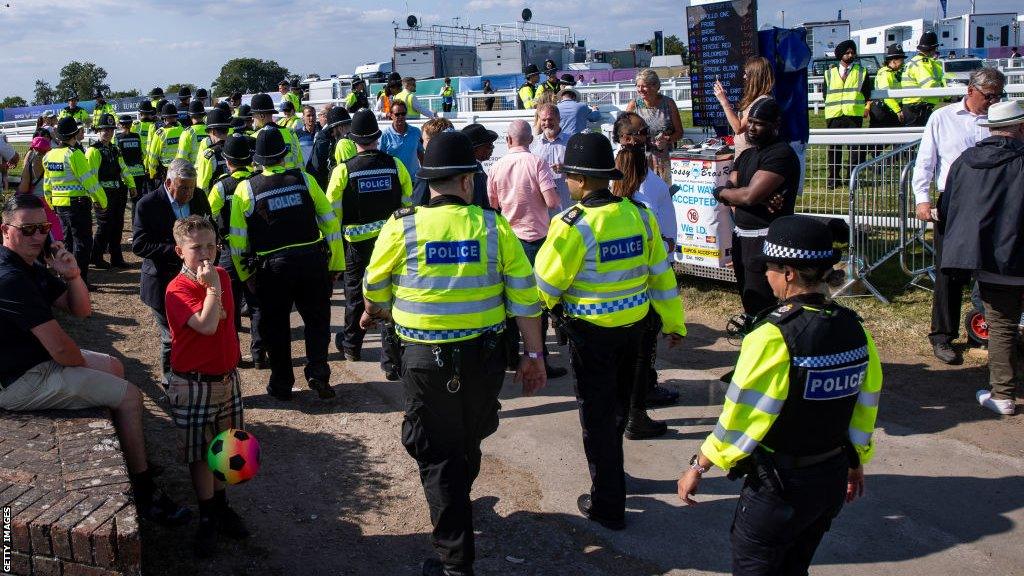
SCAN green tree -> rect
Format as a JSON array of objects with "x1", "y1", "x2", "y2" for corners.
[
  {"x1": 108, "y1": 89, "x2": 141, "y2": 99},
  {"x1": 33, "y1": 80, "x2": 56, "y2": 105},
  {"x1": 54, "y1": 61, "x2": 110, "y2": 101},
  {"x1": 1, "y1": 96, "x2": 28, "y2": 109},
  {"x1": 166, "y1": 83, "x2": 198, "y2": 96},
  {"x1": 650, "y1": 34, "x2": 688, "y2": 59},
  {"x1": 211, "y1": 58, "x2": 289, "y2": 96}
]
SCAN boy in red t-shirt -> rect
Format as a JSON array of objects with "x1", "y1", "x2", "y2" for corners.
[{"x1": 165, "y1": 215, "x2": 247, "y2": 557}]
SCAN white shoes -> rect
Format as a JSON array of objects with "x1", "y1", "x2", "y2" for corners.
[{"x1": 976, "y1": 390, "x2": 1016, "y2": 415}]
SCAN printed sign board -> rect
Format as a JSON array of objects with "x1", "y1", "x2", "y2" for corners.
[
  {"x1": 687, "y1": 0, "x2": 759, "y2": 127},
  {"x1": 670, "y1": 153, "x2": 734, "y2": 268}
]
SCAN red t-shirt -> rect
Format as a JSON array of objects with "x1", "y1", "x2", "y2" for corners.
[{"x1": 165, "y1": 267, "x2": 240, "y2": 374}]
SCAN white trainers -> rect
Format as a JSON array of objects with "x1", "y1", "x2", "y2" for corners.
[{"x1": 976, "y1": 390, "x2": 1016, "y2": 415}]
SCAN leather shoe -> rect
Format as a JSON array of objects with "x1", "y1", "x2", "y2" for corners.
[
  {"x1": 545, "y1": 364, "x2": 568, "y2": 379},
  {"x1": 646, "y1": 384, "x2": 679, "y2": 407},
  {"x1": 265, "y1": 385, "x2": 292, "y2": 401},
  {"x1": 308, "y1": 378, "x2": 336, "y2": 399},
  {"x1": 932, "y1": 342, "x2": 961, "y2": 365},
  {"x1": 576, "y1": 494, "x2": 624, "y2": 530},
  {"x1": 624, "y1": 413, "x2": 668, "y2": 440},
  {"x1": 385, "y1": 369, "x2": 400, "y2": 381},
  {"x1": 344, "y1": 350, "x2": 361, "y2": 362}
]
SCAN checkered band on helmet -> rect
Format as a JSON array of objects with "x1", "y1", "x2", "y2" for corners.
[{"x1": 762, "y1": 241, "x2": 835, "y2": 261}]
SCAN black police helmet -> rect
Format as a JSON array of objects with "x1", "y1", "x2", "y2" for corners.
[
  {"x1": 417, "y1": 132, "x2": 482, "y2": 182},
  {"x1": 205, "y1": 108, "x2": 232, "y2": 130},
  {"x1": 56, "y1": 117, "x2": 81, "y2": 139},
  {"x1": 249, "y1": 93, "x2": 275, "y2": 113},
  {"x1": 93, "y1": 113, "x2": 117, "y2": 130},
  {"x1": 562, "y1": 133, "x2": 623, "y2": 180},
  {"x1": 188, "y1": 100, "x2": 206, "y2": 116},
  {"x1": 324, "y1": 107, "x2": 352, "y2": 130},
  {"x1": 253, "y1": 126, "x2": 289, "y2": 165},
  {"x1": 757, "y1": 215, "x2": 843, "y2": 267},
  {"x1": 222, "y1": 133, "x2": 253, "y2": 163},
  {"x1": 161, "y1": 103, "x2": 178, "y2": 117},
  {"x1": 348, "y1": 110, "x2": 381, "y2": 145}
]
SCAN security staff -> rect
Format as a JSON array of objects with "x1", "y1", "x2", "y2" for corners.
[
  {"x1": 534, "y1": 132, "x2": 685, "y2": 530},
  {"x1": 195, "y1": 108, "x2": 232, "y2": 192},
  {"x1": 116, "y1": 115, "x2": 146, "y2": 209},
  {"x1": 345, "y1": 79, "x2": 369, "y2": 113},
  {"x1": 228, "y1": 128, "x2": 343, "y2": 402},
  {"x1": 278, "y1": 101, "x2": 301, "y2": 130},
  {"x1": 902, "y1": 31, "x2": 945, "y2": 126},
  {"x1": 535, "y1": 68, "x2": 560, "y2": 101},
  {"x1": 148, "y1": 87, "x2": 165, "y2": 112},
  {"x1": 394, "y1": 77, "x2": 435, "y2": 120},
  {"x1": 249, "y1": 93, "x2": 304, "y2": 170},
  {"x1": 678, "y1": 215, "x2": 882, "y2": 576},
  {"x1": 438, "y1": 77, "x2": 454, "y2": 113},
  {"x1": 175, "y1": 100, "x2": 208, "y2": 164},
  {"x1": 131, "y1": 101, "x2": 158, "y2": 192},
  {"x1": 375, "y1": 73, "x2": 403, "y2": 119},
  {"x1": 307, "y1": 107, "x2": 351, "y2": 189},
  {"x1": 325, "y1": 110, "x2": 412, "y2": 378},
  {"x1": 86, "y1": 114, "x2": 136, "y2": 270},
  {"x1": 870, "y1": 44, "x2": 907, "y2": 128},
  {"x1": 360, "y1": 131, "x2": 546, "y2": 576},
  {"x1": 233, "y1": 104, "x2": 256, "y2": 136},
  {"x1": 146, "y1": 104, "x2": 183, "y2": 181},
  {"x1": 517, "y1": 64, "x2": 541, "y2": 110},
  {"x1": 209, "y1": 133, "x2": 265, "y2": 368},
  {"x1": 91, "y1": 90, "x2": 116, "y2": 127},
  {"x1": 822, "y1": 40, "x2": 871, "y2": 188},
  {"x1": 279, "y1": 79, "x2": 302, "y2": 116},
  {"x1": 43, "y1": 117, "x2": 108, "y2": 288},
  {"x1": 176, "y1": 86, "x2": 193, "y2": 127},
  {"x1": 58, "y1": 93, "x2": 89, "y2": 126}
]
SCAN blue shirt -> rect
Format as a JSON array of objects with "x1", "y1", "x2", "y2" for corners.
[
  {"x1": 380, "y1": 125, "x2": 423, "y2": 180},
  {"x1": 529, "y1": 130, "x2": 571, "y2": 213},
  {"x1": 167, "y1": 188, "x2": 191, "y2": 219},
  {"x1": 557, "y1": 99, "x2": 602, "y2": 136}
]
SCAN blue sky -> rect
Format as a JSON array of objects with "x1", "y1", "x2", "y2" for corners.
[{"x1": 2, "y1": 0, "x2": 1018, "y2": 102}]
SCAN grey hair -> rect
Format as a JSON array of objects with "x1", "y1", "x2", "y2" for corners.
[
  {"x1": 166, "y1": 158, "x2": 197, "y2": 181},
  {"x1": 970, "y1": 67, "x2": 1006, "y2": 89},
  {"x1": 635, "y1": 68, "x2": 661, "y2": 89},
  {"x1": 507, "y1": 119, "x2": 533, "y2": 145}
]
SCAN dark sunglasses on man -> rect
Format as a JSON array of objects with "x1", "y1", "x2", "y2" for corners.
[{"x1": 6, "y1": 222, "x2": 52, "y2": 236}]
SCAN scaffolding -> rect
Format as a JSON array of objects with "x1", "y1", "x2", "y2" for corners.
[{"x1": 394, "y1": 20, "x2": 575, "y2": 49}]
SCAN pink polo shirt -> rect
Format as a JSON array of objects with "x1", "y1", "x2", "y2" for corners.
[{"x1": 487, "y1": 146, "x2": 561, "y2": 242}]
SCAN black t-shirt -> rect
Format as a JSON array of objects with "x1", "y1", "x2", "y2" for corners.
[
  {"x1": 733, "y1": 139, "x2": 800, "y2": 230},
  {"x1": 0, "y1": 246, "x2": 67, "y2": 385}
]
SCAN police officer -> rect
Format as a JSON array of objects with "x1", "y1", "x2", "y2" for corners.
[
  {"x1": 146, "y1": 104, "x2": 183, "y2": 181},
  {"x1": 194, "y1": 87, "x2": 209, "y2": 108},
  {"x1": 678, "y1": 215, "x2": 882, "y2": 575},
  {"x1": 43, "y1": 117, "x2": 108, "y2": 288},
  {"x1": 229, "y1": 92, "x2": 243, "y2": 116},
  {"x1": 86, "y1": 113, "x2": 136, "y2": 269},
  {"x1": 517, "y1": 64, "x2": 541, "y2": 110},
  {"x1": 195, "y1": 108, "x2": 232, "y2": 193},
  {"x1": 58, "y1": 93, "x2": 89, "y2": 126},
  {"x1": 534, "y1": 132, "x2": 686, "y2": 529},
  {"x1": 176, "y1": 100, "x2": 208, "y2": 164},
  {"x1": 870, "y1": 44, "x2": 907, "y2": 128},
  {"x1": 307, "y1": 107, "x2": 351, "y2": 189},
  {"x1": 209, "y1": 133, "x2": 265, "y2": 368},
  {"x1": 360, "y1": 131, "x2": 546, "y2": 576},
  {"x1": 91, "y1": 90, "x2": 116, "y2": 127},
  {"x1": 345, "y1": 78, "x2": 369, "y2": 113},
  {"x1": 116, "y1": 114, "x2": 146, "y2": 210},
  {"x1": 901, "y1": 31, "x2": 945, "y2": 126},
  {"x1": 279, "y1": 79, "x2": 302, "y2": 116},
  {"x1": 326, "y1": 110, "x2": 412, "y2": 377},
  {"x1": 277, "y1": 101, "x2": 300, "y2": 130},
  {"x1": 250, "y1": 93, "x2": 304, "y2": 170},
  {"x1": 228, "y1": 128, "x2": 344, "y2": 401},
  {"x1": 148, "y1": 87, "x2": 165, "y2": 111},
  {"x1": 535, "y1": 68, "x2": 560, "y2": 101},
  {"x1": 823, "y1": 40, "x2": 872, "y2": 188},
  {"x1": 234, "y1": 104, "x2": 256, "y2": 136},
  {"x1": 131, "y1": 101, "x2": 158, "y2": 193},
  {"x1": 438, "y1": 77, "x2": 454, "y2": 113},
  {"x1": 176, "y1": 86, "x2": 193, "y2": 127}
]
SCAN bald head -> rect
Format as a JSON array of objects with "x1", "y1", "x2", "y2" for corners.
[{"x1": 507, "y1": 120, "x2": 533, "y2": 147}]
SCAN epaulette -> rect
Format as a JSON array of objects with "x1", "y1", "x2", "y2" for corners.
[
  {"x1": 394, "y1": 206, "x2": 416, "y2": 219},
  {"x1": 204, "y1": 148, "x2": 216, "y2": 159},
  {"x1": 764, "y1": 303, "x2": 804, "y2": 325},
  {"x1": 628, "y1": 198, "x2": 649, "y2": 210},
  {"x1": 561, "y1": 206, "x2": 584, "y2": 225}
]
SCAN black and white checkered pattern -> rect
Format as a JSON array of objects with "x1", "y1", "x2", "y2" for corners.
[{"x1": 763, "y1": 241, "x2": 835, "y2": 261}]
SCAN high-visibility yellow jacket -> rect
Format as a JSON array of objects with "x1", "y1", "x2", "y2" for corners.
[
  {"x1": 254, "y1": 123, "x2": 304, "y2": 170},
  {"x1": 901, "y1": 54, "x2": 945, "y2": 106},
  {"x1": 517, "y1": 84, "x2": 537, "y2": 109},
  {"x1": 824, "y1": 63, "x2": 868, "y2": 119},
  {"x1": 145, "y1": 124, "x2": 184, "y2": 177},
  {"x1": 873, "y1": 66, "x2": 903, "y2": 114},
  {"x1": 325, "y1": 153, "x2": 413, "y2": 242},
  {"x1": 58, "y1": 107, "x2": 89, "y2": 125},
  {"x1": 332, "y1": 138, "x2": 358, "y2": 167},
  {"x1": 85, "y1": 142, "x2": 135, "y2": 191},
  {"x1": 175, "y1": 123, "x2": 208, "y2": 164},
  {"x1": 42, "y1": 146, "x2": 107, "y2": 209},
  {"x1": 90, "y1": 103, "x2": 116, "y2": 127}
]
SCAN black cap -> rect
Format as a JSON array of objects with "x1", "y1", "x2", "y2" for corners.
[
  {"x1": 149, "y1": 87, "x2": 164, "y2": 98},
  {"x1": 559, "y1": 74, "x2": 577, "y2": 86},
  {"x1": 348, "y1": 110, "x2": 381, "y2": 145},
  {"x1": 236, "y1": 104, "x2": 253, "y2": 119},
  {"x1": 834, "y1": 40, "x2": 857, "y2": 59},
  {"x1": 118, "y1": 114, "x2": 133, "y2": 125},
  {"x1": 884, "y1": 44, "x2": 906, "y2": 61},
  {"x1": 188, "y1": 100, "x2": 206, "y2": 116},
  {"x1": 230, "y1": 91, "x2": 243, "y2": 101},
  {"x1": 279, "y1": 100, "x2": 295, "y2": 113},
  {"x1": 524, "y1": 64, "x2": 540, "y2": 76},
  {"x1": 758, "y1": 215, "x2": 842, "y2": 267},
  {"x1": 279, "y1": 78, "x2": 290, "y2": 86},
  {"x1": 206, "y1": 108, "x2": 231, "y2": 129},
  {"x1": 417, "y1": 132, "x2": 482, "y2": 181},
  {"x1": 68, "y1": 92, "x2": 79, "y2": 100},
  {"x1": 546, "y1": 68, "x2": 559, "y2": 77},
  {"x1": 562, "y1": 133, "x2": 623, "y2": 180},
  {"x1": 195, "y1": 88, "x2": 208, "y2": 99},
  {"x1": 230, "y1": 116, "x2": 247, "y2": 131},
  {"x1": 178, "y1": 86, "x2": 191, "y2": 98},
  {"x1": 290, "y1": 79, "x2": 300, "y2": 89},
  {"x1": 461, "y1": 123, "x2": 498, "y2": 148},
  {"x1": 156, "y1": 99, "x2": 169, "y2": 111},
  {"x1": 250, "y1": 93, "x2": 275, "y2": 113},
  {"x1": 94, "y1": 90, "x2": 104, "y2": 99},
  {"x1": 222, "y1": 133, "x2": 253, "y2": 163},
  {"x1": 351, "y1": 78, "x2": 366, "y2": 88},
  {"x1": 324, "y1": 107, "x2": 351, "y2": 130},
  {"x1": 918, "y1": 31, "x2": 939, "y2": 50},
  {"x1": 216, "y1": 101, "x2": 231, "y2": 114},
  {"x1": 161, "y1": 103, "x2": 178, "y2": 117},
  {"x1": 138, "y1": 100, "x2": 155, "y2": 113},
  {"x1": 747, "y1": 97, "x2": 782, "y2": 123},
  {"x1": 253, "y1": 127, "x2": 289, "y2": 165},
  {"x1": 387, "y1": 72, "x2": 402, "y2": 85},
  {"x1": 93, "y1": 113, "x2": 117, "y2": 130},
  {"x1": 56, "y1": 117, "x2": 80, "y2": 139}
]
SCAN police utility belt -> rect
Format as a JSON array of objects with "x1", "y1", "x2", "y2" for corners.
[
  {"x1": 248, "y1": 240, "x2": 326, "y2": 271},
  {"x1": 404, "y1": 329, "x2": 504, "y2": 394}
]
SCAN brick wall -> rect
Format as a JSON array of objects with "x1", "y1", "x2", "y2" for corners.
[{"x1": 1, "y1": 409, "x2": 140, "y2": 576}]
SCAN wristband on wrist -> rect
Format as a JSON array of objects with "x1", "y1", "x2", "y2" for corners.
[
  {"x1": 689, "y1": 453, "x2": 710, "y2": 475},
  {"x1": 525, "y1": 351, "x2": 542, "y2": 359}
]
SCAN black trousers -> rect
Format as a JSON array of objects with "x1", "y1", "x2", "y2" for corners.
[
  {"x1": 400, "y1": 336, "x2": 506, "y2": 575},
  {"x1": 253, "y1": 248, "x2": 332, "y2": 394},
  {"x1": 220, "y1": 251, "x2": 264, "y2": 358},
  {"x1": 732, "y1": 233, "x2": 776, "y2": 316},
  {"x1": 55, "y1": 199, "x2": 94, "y2": 285},
  {"x1": 442, "y1": 102, "x2": 453, "y2": 112},
  {"x1": 506, "y1": 237, "x2": 550, "y2": 364},
  {"x1": 902, "y1": 103, "x2": 934, "y2": 127},
  {"x1": 929, "y1": 226, "x2": 968, "y2": 345},
  {"x1": 826, "y1": 116, "x2": 865, "y2": 188},
  {"x1": 338, "y1": 238, "x2": 401, "y2": 372},
  {"x1": 92, "y1": 186, "x2": 127, "y2": 264},
  {"x1": 566, "y1": 319, "x2": 643, "y2": 519},
  {"x1": 629, "y1": 312, "x2": 663, "y2": 416},
  {"x1": 731, "y1": 454, "x2": 847, "y2": 576}
]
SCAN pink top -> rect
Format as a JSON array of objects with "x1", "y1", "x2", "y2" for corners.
[{"x1": 487, "y1": 146, "x2": 560, "y2": 241}]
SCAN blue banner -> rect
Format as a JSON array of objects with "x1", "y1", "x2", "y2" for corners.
[{"x1": 939, "y1": 0, "x2": 947, "y2": 18}]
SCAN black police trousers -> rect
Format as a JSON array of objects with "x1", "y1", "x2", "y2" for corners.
[
  {"x1": 566, "y1": 319, "x2": 643, "y2": 520},
  {"x1": 338, "y1": 238, "x2": 401, "y2": 372},
  {"x1": 400, "y1": 336, "x2": 506, "y2": 575},
  {"x1": 731, "y1": 453, "x2": 847, "y2": 576},
  {"x1": 825, "y1": 116, "x2": 865, "y2": 188},
  {"x1": 253, "y1": 247, "x2": 332, "y2": 394},
  {"x1": 219, "y1": 251, "x2": 264, "y2": 359},
  {"x1": 732, "y1": 233, "x2": 776, "y2": 316},
  {"x1": 55, "y1": 198, "x2": 94, "y2": 285},
  {"x1": 629, "y1": 312, "x2": 660, "y2": 417},
  {"x1": 929, "y1": 226, "x2": 968, "y2": 346},
  {"x1": 91, "y1": 186, "x2": 127, "y2": 265}
]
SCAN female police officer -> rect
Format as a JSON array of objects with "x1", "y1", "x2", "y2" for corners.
[{"x1": 678, "y1": 215, "x2": 882, "y2": 575}]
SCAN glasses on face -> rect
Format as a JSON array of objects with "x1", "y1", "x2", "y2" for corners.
[
  {"x1": 973, "y1": 86, "x2": 1005, "y2": 102},
  {"x1": 621, "y1": 129, "x2": 649, "y2": 138},
  {"x1": 393, "y1": 112, "x2": 407, "y2": 117},
  {"x1": 8, "y1": 222, "x2": 52, "y2": 236}
]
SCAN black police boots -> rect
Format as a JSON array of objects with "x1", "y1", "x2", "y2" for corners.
[{"x1": 624, "y1": 411, "x2": 668, "y2": 440}]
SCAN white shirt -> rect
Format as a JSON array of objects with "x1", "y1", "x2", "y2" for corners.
[
  {"x1": 633, "y1": 169, "x2": 677, "y2": 255},
  {"x1": 912, "y1": 100, "x2": 989, "y2": 204}
]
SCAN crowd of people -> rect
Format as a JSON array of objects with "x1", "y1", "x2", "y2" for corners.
[{"x1": 1, "y1": 46, "x2": 1019, "y2": 573}]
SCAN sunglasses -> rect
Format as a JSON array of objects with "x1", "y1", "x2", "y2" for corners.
[
  {"x1": 393, "y1": 112, "x2": 408, "y2": 117},
  {"x1": 973, "y1": 86, "x2": 1005, "y2": 102},
  {"x1": 7, "y1": 222, "x2": 52, "y2": 236}
]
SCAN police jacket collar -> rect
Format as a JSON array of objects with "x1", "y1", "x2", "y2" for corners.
[
  {"x1": 580, "y1": 189, "x2": 620, "y2": 208},
  {"x1": 261, "y1": 165, "x2": 288, "y2": 174},
  {"x1": 427, "y1": 194, "x2": 469, "y2": 207},
  {"x1": 781, "y1": 293, "x2": 828, "y2": 307}
]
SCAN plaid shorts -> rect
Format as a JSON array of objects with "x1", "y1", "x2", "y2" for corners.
[{"x1": 166, "y1": 370, "x2": 244, "y2": 463}]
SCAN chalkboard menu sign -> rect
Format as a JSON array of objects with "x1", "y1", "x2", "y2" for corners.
[{"x1": 687, "y1": 0, "x2": 758, "y2": 127}]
